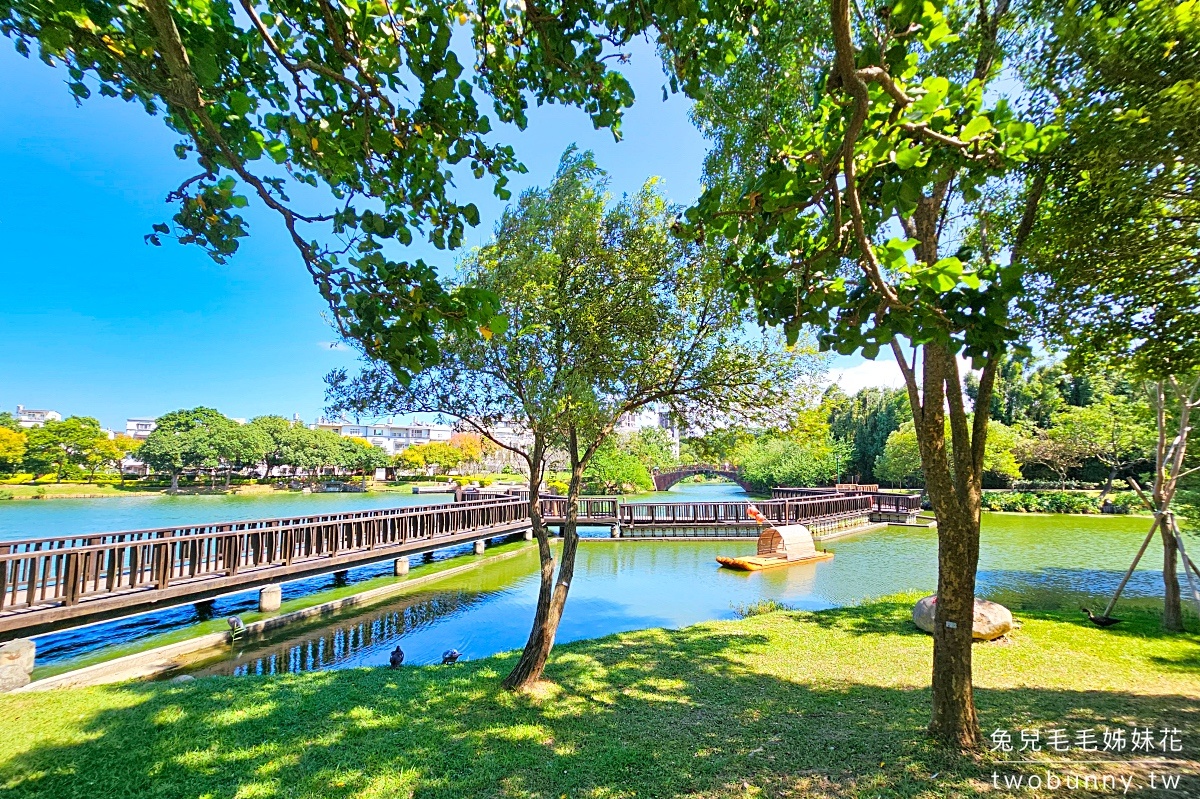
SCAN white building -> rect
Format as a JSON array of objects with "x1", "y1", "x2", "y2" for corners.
[
  {"x1": 615, "y1": 403, "x2": 681, "y2": 456},
  {"x1": 125, "y1": 417, "x2": 157, "y2": 440},
  {"x1": 313, "y1": 418, "x2": 453, "y2": 456},
  {"x1": 14, "y1": 406, "x2": 62, "y2": 428}
]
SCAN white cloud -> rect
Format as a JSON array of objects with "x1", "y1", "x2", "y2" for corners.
[
  {"x1": 829, "y1": 358, "x2": 906, "y2": 393},
  {"x1": 828, "y1": 353, "x2": 980, "y2": 398}
]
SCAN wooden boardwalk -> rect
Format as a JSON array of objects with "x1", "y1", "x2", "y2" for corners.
[
  {"x1": 0, "y1": 486, "x2": 922, "y2": 640},
  {"x1": 0, "y1": 497, "x2": 530, "y2": 638}
]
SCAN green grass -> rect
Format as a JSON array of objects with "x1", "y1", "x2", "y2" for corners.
[
  {"x1": 3, "y1": 596, "x2": 1197, "y2": 798},
  {"x1": 31, "y1": 538, "x2": 537, "y2": 680}
]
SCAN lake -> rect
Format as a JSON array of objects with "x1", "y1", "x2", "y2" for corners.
[{"x1": 1, "y1": 482, "x2": 1165, "y2": 673}]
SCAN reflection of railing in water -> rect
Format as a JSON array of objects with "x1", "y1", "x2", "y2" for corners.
[{"x1": 217, "y1": 590, "x2": 484, "y2": 676}]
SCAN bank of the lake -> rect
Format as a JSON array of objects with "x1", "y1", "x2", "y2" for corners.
[{"x1": 2, "y1": 598, "x2": 1197, "y2": 799}]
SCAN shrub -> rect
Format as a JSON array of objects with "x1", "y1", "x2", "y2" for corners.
[{"x1": 979, "y1": 491, "x2": 1134, "y2": 514}]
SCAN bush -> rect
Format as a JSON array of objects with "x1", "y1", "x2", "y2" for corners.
[{"x1": 979, "y1": 491, "x2": 1133, "y2": 514}]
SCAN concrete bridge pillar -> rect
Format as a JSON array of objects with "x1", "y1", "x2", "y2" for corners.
[
  {"x1": 258, "y1": 584, "x2": 282, "y2": 613},
  {"x1": 0, "y1": 639, "x2": 35, "y2": 693},
  {"x1": 610, "y1": 525, "x2": 621, "y2": 539},
  {"x1": 523, "y1": 528, "x2": 534, "y2": 541},
  {"x1": 474, "y1": 540, "x2": 486, "y2": 555},
  {"x1": 393, "y1": 556, "x2": 410, "y2": 576}
]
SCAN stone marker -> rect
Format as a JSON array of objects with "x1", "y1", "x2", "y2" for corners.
[
  {"x1": 912, "y1": 595, "x2": 1013, "y2": 641},
  {"x1": 259, "y1": 584, "x2": 282, "y2": 613},
  {"x1": 393, "y1": 556, "x2": 410, "y2": 576},
  {"x1": 0, "y1": 639, "x2": 35, "y2": 693}
]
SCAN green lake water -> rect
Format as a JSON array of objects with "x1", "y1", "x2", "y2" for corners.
[{"x1": 0, "y1": 483, "x2": 1167, "y2": 673}]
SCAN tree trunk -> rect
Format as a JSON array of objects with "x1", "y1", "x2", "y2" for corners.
[
  {"x1": 170, "y1": 471, "x2": 179, "y2": 492},
  {"x1": 503, "y1": 436, "x2": 586, "y2": 690},
  {"x1": 928, "y1": 503, "x2": 982, "y2": 746},
  {"x1": 895, "y1": 339, "x2": 989, "y2": 749},
  {"x1": 1161, "y1": 521, "x2": 1183, "y2": 632},
  {"x1": 1098, "y1": 466, "x2": 1118, "y2": 503}
]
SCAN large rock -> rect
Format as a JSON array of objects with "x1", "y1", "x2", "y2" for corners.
[
  {"x1": 912, "y1": 595, "x2": 1013, "y2": 641},
  {"x1": 0, "y1": 639, "x2": 35, "y2": 692}
]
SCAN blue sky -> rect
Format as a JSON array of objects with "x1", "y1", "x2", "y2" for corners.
[{"x1": 0, "y1": 40, "x2": 891, "y2": 431}]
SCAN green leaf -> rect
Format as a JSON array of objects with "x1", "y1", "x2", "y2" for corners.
[
  {"x1": 893, "y1": 142, "x2": 923, "y2": 169},
  {"x1": 959, "y1": 115, "x2": 992, "y2": 141}
]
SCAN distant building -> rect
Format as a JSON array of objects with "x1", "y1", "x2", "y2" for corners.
[
  {"x1": 14, "y1": 405, "x2": 62, "y2": 428},
  {"x1": 615, "y1": 404, "x2": 681, "y2": 457},
  {"x1": 125, "y1": 417, "x2": 157, "y2": 440},
  {"x1": 313, "y1": 418, "x2": 453, "y2": 456}
]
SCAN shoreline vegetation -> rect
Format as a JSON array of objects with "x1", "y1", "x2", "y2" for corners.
[{"x1": 3, "y1": 596, "x2": 1196, "y2": 798}]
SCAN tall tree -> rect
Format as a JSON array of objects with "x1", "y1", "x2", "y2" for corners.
[
  {"x1": 329, "y1": 150, "x2": 806, "y2": 690},
  {"x1": 139, "y1": 407, "x2": 234, "y2": 490},
  {"x1": 682, "y1": 0, "x2": 1059, "y2": 745},
  {"x1": 828, "y1": 387, "x2": 911, "y2": 482},
  {"x1": 1027, "y1": 0, "x2": 1200, "y2": 631}
]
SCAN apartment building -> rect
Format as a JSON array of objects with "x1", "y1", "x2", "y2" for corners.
[
  {"x1": 312, "y1": 418, "x2": 453, "y2": 456},
  {"x1": 14, "y1": 406, "x2": 62, "y2": 428}
]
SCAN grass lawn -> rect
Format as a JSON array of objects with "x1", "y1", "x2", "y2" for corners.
[{"x1": 1, "y1": 597, "x2": 1197, "y2": 798}]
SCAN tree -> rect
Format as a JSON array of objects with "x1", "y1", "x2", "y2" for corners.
[
  {"x1": 418, "y1": 442, "x2": 464, "y2": 475},
  {"x1": 338, "y1": 437, "x2": 389, "y2": 488},
  {"x1": 682, "y1": 0, "x2": 1060, "y2": 746},
  {"x1": 221, "y1": 423, "x2": 270, "y2": 485},
  {"x1": 624, "y1": 427, "x2": 679, "y2": 473},
  {"x1": 1014, "y1": 428, "x2": 1086, "y2": 491},
  {"x1": 738, "y1": 433, "x2": 848, "y2": 493},
  {"x1": 0, "y1": 412, "x2": 20, "y2": 432},
  {"x1": 1026, "y1": 0, "x2": 1200, "y2": 631},
  {"x1": 0, "y1": 427, "x2": 27, "y2": 474},
  {"x1": 139, "y1": 408, "x2": 234, "y2": 490},
  {"x1": 23, "y1": 416, "x2": 107, "y2": 482},
  {"x1": 877, "y1": 426, "x2": 923, "y2": 488},
  {"x1": 328, "y1": 149, "x2": 804, "y2": 690},
  {"x1": 583, "y1": 439, "x2": 654, "y2": 494},
  {"x1": 448, "y1": 432, "x2": 484, "y2": 469},
  {"x1": 828, "y1": 387, "x2": 911, "y2": 482},
  {"x1": 247, "y1": 415, "x2": 295, "y2": 477},
  {"x1": 1048, "y1": 398, "x2": 1155, "y2": 497},
  {"x1": 395, "y1": 446, "x2": 427, "y2": 475},
  {"x1": 109, "y1": 434, "x2": 142, "y2": 484},
  {"x1": 81, "y1": 436, "x2": 123, "y2": 482}
]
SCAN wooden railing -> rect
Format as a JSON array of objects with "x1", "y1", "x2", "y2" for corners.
[
  {"x1": 618, "y1": 495, "x2": 872, "y2": 527},
  {"x1": 539, "y1": 496, "x2": 621, "y2": 521},
  {"x1": 0, "y1": 497, "x2": 530, "y2": 636},
  {"x1": 771, "y1": 487, "x2": 922, "y2": 514}
]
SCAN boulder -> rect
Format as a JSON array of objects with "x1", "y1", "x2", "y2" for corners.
[
  {"x1": 0, "y1": 639, "x2": 35, "y2": 693},
  {"x1": 912, "y1": 595, "x2": 1013, "y2": 641}
]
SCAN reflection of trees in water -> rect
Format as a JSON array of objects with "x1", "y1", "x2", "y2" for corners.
[{"x1": 219, "y1": 591, "x2": 484, "y2": 676}]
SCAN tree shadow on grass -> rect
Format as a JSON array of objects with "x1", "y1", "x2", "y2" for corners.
[{"x1": 0, "y1": 624, "x2": 1197, "y2": 799}]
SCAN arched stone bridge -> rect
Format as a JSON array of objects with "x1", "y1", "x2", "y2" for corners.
[{"x1": 653, "y1": 464, "x2": 753, "y2": 493}]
